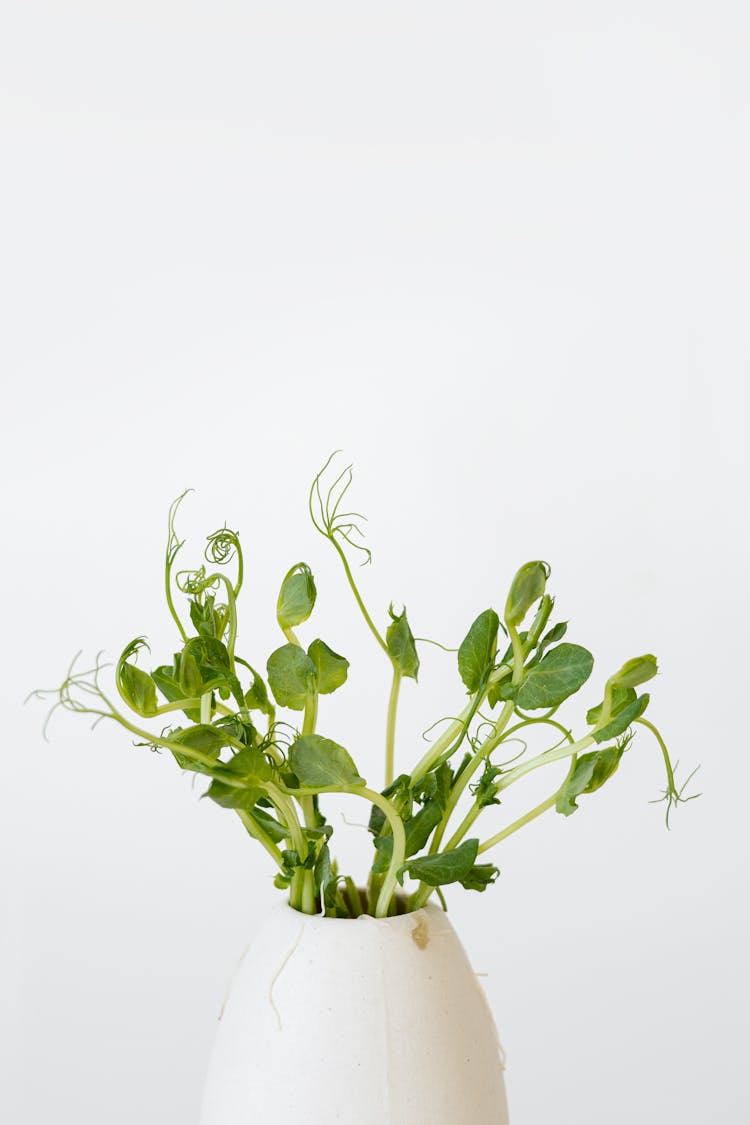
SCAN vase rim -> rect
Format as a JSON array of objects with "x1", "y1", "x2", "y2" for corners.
[{"x1": 277, "y1": 897, "x2": 446, "y2": 930}]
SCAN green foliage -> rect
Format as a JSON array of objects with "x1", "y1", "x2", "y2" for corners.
[
  {"x1": 500, "y1": 643, "x2": 594, "y2": 710},
  {"x1": 308, "y1": 639, "x2": 349, "y2": 694},
  {"x1": 116, "y1": 638, "x2": 158, "y2": 718},
  {"x1": 266, "y1": 644, "x2": 316, "y2": 711},
  {"x1": 289, "y1": 734, "x2": 364, "y2": 788},
  {"x1": 609, "y1": 654, "x2": 658, "y2": 690},
  {"x1": 277, "y1": 563, "x2": 317, "y2": 630},
  {"x1": 399, "y1": 839, "x2": 480, "y2": 888},
  {"x1": 458, "y1": 609, "x2": 500, "y2": 693},
  {"x1": 504, "y1": 561, "x2": 550, "y2": 626},
  {"x1": 592, "y1": 694, "x2": 650, "y2": 743},
  {"x1": 34, "y1": 466, "x2": 691, "y2": 922},
  {"x1": 460, "y1": 863, "x2": 500, "y2": 892},
  {"x1": 386, "y1": 606, "x2": 420, "y2": 679},
  {"x1": 556, "y1": 738, "x2": 630, "y2": 816}
]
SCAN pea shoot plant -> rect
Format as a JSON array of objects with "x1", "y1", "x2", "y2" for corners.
[{"x1": 34, "y1": 455, "x2": 698, "y2": 920}]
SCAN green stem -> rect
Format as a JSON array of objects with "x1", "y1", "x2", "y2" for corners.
[
  {"x1": 635, "y1": 717, "x2": 677, "y2": 791},
  {"x1": 429, "y1": 701, "x2": 516, "y2": 856},
  {"x1": 235, "y1": 810, "x2": 284, "y2": 868},
  {"x1": 385, "y1": 670, "x2": 402, "y2": 787},
  {"x1": 477, "y1": 793, "x2": 558, "y2": 853},
  {"x1": 285, "y1": 784, "x2": 405, "y2": 919},
  {"x1": 200, "y1": 692, "x2": 212, "y2": 724},
  {"x1": 266, "y1": 783, "x2": 306, "y2": 855},
  {"x1": 442, "y1": 719, "x2": 577, "y2": 852},
  {"x1": 331, "y1": 539, "x2": 390, "y2": 656},
  {"x1": 409, "y1": 700, "x2": 476, "y2": 784},
  {"x1": 301, "y1": 870, "x2": 316, "y2": 914},
  {"x1": 496, "y1": 732, "x2": 596, "y2": 792}
]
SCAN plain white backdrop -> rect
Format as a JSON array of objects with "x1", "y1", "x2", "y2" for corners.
[{"x1": 1, "y1": 3, "x2": 748, "y2": 1123}]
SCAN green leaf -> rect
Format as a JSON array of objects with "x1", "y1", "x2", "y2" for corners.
[
  {"x1": 240, "y1": 664, "x2": 274, "y2": 719},
  {"x1": 206, "y1": 779, "x2": 264, "y2": 810},
  {"x1": 537, "y1": 620, "x2": 568, "y2": 657},
  {"x1": 152, "y1": 664, "x2": 201, "y2": 722},
  {"x1": 289, "y1": 734, "x2": 365, "y2": 788},
  {"x1": 369, "y1": 774, "x2": 412, "y2": 835},
  {"x1": 386, "y1": 606, "x2": 420, "y2": 680},
  {"x1": 586, "y1": 684, "x2": 636, "y2": 726},
  {"x1": 247, "y1": 806, "x2": 288, "y2": 844},
  {"x1": 458, "y1": 609, "x2": 500, "y2": 693},
  {"x1": 172, "y1": 724, "x2": 228, "y2": 755},
  {"x1": 277, "y1": 563, "x2": 317, "y2": 629},
  {"x1": 505, "y1": 561, "x2": 550, "y2": 626},
  {"x1": 460, "y1": 863, "x2": 500, "y2": 892},
  {"x1": 176, "y1": 650, "x2": 203, "y2": 697},
  {"x1": 314, "y1": 843, "x2": 333, "y2": 901},
  {"x1": 526, "y1": 594, "x2": 554, "y2": 648},
  {"x1": 189, "y1": 595, "x2": 229, "y2": 641},
  {"x1": 487, "y1": 667, "x2": 514, "y2": 708},
  {"x1": 592, "y1": 694, "x2": 650, "y2": 743},
  {"x1": 412, "y1": 762, "x2": 453, "y2": 811},
  {"x1": 513, "y1": 643, "x2": 594, "y2": 710},
  {"x1": 182, "y1": 635, "x2": 232, "y2": 673},
  {"x1": 308, "y1": 639, "x2": 349, "y2": 695},
  {"x1": 556, "y1": 742, "x2": 628, "y2": 815},
  {"x1": 609, "y1": 654, "x2": 658, "y2": 690},
  {"x1": 372, "y1": 800, "x2": 443, "y2": 873},
  {"x1": 266, "y1": 644, "x2": 316, "y2": 710},
  {"x1": 116, "y1": 638, "x2": 158, "y2": 717},
  {"x1": 398, "y1": 838, "x2": 479, "y2": 888},
  {"x1": 472, "y1": 760, "x2": 503, "y2": 808},
  {"x1": 223, "y1": 745, "x2": 273, "y2": 783}
]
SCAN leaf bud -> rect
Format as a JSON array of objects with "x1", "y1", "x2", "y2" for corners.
[{"x1": 504, "y1": 561, "x2": 550, "y2": 627}]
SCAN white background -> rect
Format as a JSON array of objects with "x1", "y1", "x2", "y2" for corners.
[{"x1": 1, "y1": 3, "x2": 748, "y2": 1123}]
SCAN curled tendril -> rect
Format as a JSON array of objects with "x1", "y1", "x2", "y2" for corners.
[
  {"x1": 468, "y1": 720, "x2": 500, "y2": 751},
  {"x1": 27, "y1": 650, "x2": 113, "y2": 740},
  {"x1": 263, "y1": 721, "x2": 297, "y2": 756},
  {"x1": 176, "y1": 566, "x2": 219, "y2": 596},
  {"x1": 205, "y1": 527, "x2": 240, "y2": 566},
  {"x1": 493, "y1": 739, "x2": 529, "y2": 770},
  {"x1": 309, "y1": 451, "x2": 372, "y2": 565},
  {"x1": 420, "y1": 715, "x2": 466, "y2": 743}
]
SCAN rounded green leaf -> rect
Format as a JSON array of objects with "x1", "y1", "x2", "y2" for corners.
[
  {"x1": 277, "y1": 563, "x2": 317, "y2": 629},
  {"x1": 514, "y1": 642, "x2": 594, "y2": 710},
  {"x1": 289, "y1": 734, "x2": 364, "y2": 788},
  {"x1": 266, "y1": 643, "x2": 316, "y2": 710},
  {"x1": 308, "y1": 638, "x2": 349, "y2": 695}
]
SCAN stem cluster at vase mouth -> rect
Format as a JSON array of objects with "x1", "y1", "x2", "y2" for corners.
[{"x1": 31, "y1": 455, "x2": 699, "y2": 919}]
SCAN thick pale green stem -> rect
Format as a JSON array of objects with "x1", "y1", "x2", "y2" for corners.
[
  {"x1": 285, "y1": 784, "x2": 405, "y2": 919},
  {"x1": 478, "y1": 793, "x2": 558, "y2": 853},
  {"x1": 236, "y1": 810, "x2": 284, "y2": 868},
  {"x1": 385, "y1": 670, "x2": 402, "y2": 787},
  {"x1": 428, "y1": 701, "x2": 515, "y2": 856}
]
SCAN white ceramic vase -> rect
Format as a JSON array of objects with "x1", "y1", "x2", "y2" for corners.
[{"x1": 200, "y1": 901, "x2": 510, "y2": 1125}]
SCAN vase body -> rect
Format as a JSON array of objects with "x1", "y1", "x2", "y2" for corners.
[{"x1": 199, "y1": 901, "x2": 509, "y2": 1125}]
